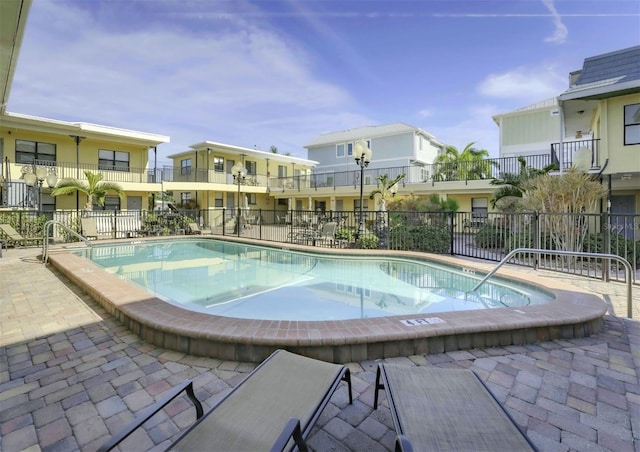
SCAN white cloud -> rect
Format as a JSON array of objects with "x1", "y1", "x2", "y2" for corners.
[
  {"x1": 417, "y1": 109, "x2": 433, "y2": 118},
  {"x1": 9, "y1": 1, "x2": 363, "y2": 159},
  {"x1": 541, "y1": 0, "x2": 568, "y2": 44},
  {"x1": 476, "y1": 65, "x2": 566, "y2": 102}
]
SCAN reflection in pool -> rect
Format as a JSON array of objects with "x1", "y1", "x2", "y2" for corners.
[{"x1": 76, "y1": 239, "x2": 554, "y2": 321}]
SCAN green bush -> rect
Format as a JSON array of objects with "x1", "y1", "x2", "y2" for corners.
[
  {"x1": 357, "y1": 233, "x2": 379, "y2": 249},
  {"x1": 335, "y1": 227, "x2": 355, "y2": 242},
  {"x1": 389, "y1": 225, "x2": 450, "y2": 254},
  {"x1": 583, "y1": 233, "x2": 639, "y2": 266},
  {"x1": 474, "y1": 224, "x2": 505, "y2": 249}
]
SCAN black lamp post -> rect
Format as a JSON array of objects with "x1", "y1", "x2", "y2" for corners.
[
  {"x1": 231, "y1": 162, "x2": 246, "y2": 235},
  {"x1": 354, "y1": 139, "x2": 372, "y2": 240}
]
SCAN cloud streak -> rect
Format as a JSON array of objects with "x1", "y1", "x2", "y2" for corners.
[{"x1": 541, "y1": 0, "x2": 568, "y2": 44}]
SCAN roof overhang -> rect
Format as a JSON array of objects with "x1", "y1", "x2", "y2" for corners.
[
  {"x1": 559, "y1": 79, "x2": 640, "y2": 101},
  {"x1": 168, "y1": 140, "x2": 318, "y2": 166},
  {"x1": 1, "y1": 111, "x2": 170, "y2": 147},
  {"x1": 0, "y1": 0, "x2": 32, "y2": 115}
]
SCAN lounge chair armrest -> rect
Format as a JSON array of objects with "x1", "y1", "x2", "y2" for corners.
[
  {"x1": 97, "y1": 380, "x2": 203, "y2": 452},
  {"x1": 270, "y1": 417, "x2": 308, "y2": 452},
  {"x1": 395, "y1": 435, "x2": 414, "y2": 452}
]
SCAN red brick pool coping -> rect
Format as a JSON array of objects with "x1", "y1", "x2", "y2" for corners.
[{"x1": 47, "y1": 236, "x2": 608, "y2": 363}]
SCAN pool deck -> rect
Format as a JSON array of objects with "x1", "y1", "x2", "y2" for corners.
[
  {"x1": 46, "y1": 236, "x2": 608, "y2": 364},
  {"x1": 1, "y1": 245, "x2": 640, "y2": 451}
]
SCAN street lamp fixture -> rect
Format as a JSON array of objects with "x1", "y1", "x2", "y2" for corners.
[
  {"x1": 353, "y1": 139, "x2": 372, "y2": 240},
  {"x1": 231, "y1": 162, "x2": 247, "y2": 235},
  {"x1": 22, "y1": 164, "x2": 58, "y2": 211}
]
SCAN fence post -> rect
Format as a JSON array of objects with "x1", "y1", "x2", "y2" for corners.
[
  {"x1": 603, "y1": 210, "x2": 610, "y2": 282},
  {"x1": 533, "y1": 212, "x2": 539, "y2": 270},
  {"x1": 449, "y1": 211, "x2": 454, "y2": 255},
  {"x1": 258, "y1": 208, "x2": 262, "y2": 239}
]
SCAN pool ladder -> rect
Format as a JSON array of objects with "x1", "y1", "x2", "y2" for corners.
[
  {"x1": 466, "y1": 248, "x2": 633, "y2": 318},
  {"x1": 42, "y1": 220, "x2": 92, "y2": 263}
]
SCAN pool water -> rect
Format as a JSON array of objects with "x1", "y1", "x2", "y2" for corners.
[{"x1": 77, "y1": 239, "x2": 554, "y2": 321}]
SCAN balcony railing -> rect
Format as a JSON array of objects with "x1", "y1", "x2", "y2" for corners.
[
  {"x1": 29, "y1": 160, "x2": 153, "y2": 184},
  {"x1": 551, "y1": 138, "x2": 601, "y2": 170},
  {"x1": 270, "y1": 154, "x2": 555, "y2": 192}
]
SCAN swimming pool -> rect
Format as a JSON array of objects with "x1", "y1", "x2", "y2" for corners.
[
  {"x1": 76, "y1": 239, "x2": 553, "y2": 321},
  {"x1": 50, "y1": 236, "x2": 606, "y2": 363}
]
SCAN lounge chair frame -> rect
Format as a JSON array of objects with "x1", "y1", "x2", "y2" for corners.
[
  {"x1": 374, "y1": 363, "x2": 537, "y2": 452},
  {"x1": 98, "y1": 349, "x2": 352, "y2": 452},
  {"x1": 0, "y1": 224, "x2": 41, "y2": 247}
]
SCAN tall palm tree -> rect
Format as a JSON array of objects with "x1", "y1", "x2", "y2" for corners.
[
  {"x1": 51, "y1": 171, "x2": 124, "y2": 210},
  {"x1": 490, "y1": 156, "x2": 557, "y2": 209},
  {"x1": 369, "y1": 173, "x2": 405, "y2": 211},
  {"x1": 432, "y1": 142, "x2": 494, "y2": 181}
]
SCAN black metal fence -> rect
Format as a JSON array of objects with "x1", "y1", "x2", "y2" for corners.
[{"x1": 1, "y1": 207, "x2": 637, "y2": 284}]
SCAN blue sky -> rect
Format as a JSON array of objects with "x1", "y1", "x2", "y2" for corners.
[{"x1": 8, "y1": 0, "x2": 640, "y2": 164}]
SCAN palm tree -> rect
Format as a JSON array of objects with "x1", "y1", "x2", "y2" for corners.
[
  {"x1": 51, "y1": 171, "x2": 125, "y2": 211},
  {"x1": 490, "y1": 156, "x2": 557, "y2": 209},
  {"x1": 432, "y1": 142, "x2": 495, "y2": 181},
  {"x1": 369, "y1": 173, "x2": 405, "y2": 211}
]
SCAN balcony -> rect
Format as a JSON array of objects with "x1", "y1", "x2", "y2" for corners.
[
  {"x1": 271, "y1": 154, "x2": 555, "y2": 193},
  {"x1": 550, "y1": 138, "x2": 601, "y2": 170}
]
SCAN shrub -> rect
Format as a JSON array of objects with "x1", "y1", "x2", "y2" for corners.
[
  {"x1": 583, "y1": 233, "x2": 639, "y2": 266},
  {"x1": 474, "y1": 224, "x2": 505, "y2": 249},
  {"x1": 389, "y1": 225, "x2": 450, "y2": 254},
  {"x1": 357, "y1": 233, "x2": 379, "y2": 249}
]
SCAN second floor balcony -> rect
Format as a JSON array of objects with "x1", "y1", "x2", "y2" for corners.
[{"x1": 551, "y1": 138, "x2": 601, "y2": 170}]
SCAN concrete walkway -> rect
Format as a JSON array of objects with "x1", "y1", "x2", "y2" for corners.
[{"x1": 1, "y1": 247, "x2": 639, "y2": 451}]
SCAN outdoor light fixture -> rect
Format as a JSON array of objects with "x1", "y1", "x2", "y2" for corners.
[
  {"x1": 231, "y1": 162, "x2": 247, "y2": 235},
  {"x1": 353, "y1": 139, "x2": 372, "y2": 240},
  {"x1": 22, "y1": 164, "x2": 58, "y2": 211}
]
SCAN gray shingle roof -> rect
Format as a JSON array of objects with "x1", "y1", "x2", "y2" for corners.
[{"x1": 562, "y1": 45, "x2": 640, "y2": 98}]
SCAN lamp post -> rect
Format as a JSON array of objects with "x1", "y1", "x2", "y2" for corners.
[
  {"x1": 231, "y1": 162, "x2": 246, "y2": 235},
  {"x1": 22, "y1": 164, "x2": 58, "y2": 211},
  {"x1": 353, "y1": 139, "x2": 372, "y2": 240}
]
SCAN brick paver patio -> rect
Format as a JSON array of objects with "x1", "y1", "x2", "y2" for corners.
[{"x1": 1, "y1": 247, "x2": 639, "y2": 451}]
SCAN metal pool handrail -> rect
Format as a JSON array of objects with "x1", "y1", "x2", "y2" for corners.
[
  {"x1": 469, "y1": 248, "x2": 633, "y2": 318},
  {"x1": 43, "y1": 220, "x2": 92, "y2": 263}
]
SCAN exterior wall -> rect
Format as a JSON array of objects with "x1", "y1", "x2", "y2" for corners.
[{"x1": 601, "y1": 94, "x2": 640, "y2": 175}]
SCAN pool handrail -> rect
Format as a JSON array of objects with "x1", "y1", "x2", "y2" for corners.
[
  {"x1": 43, "y1": 220, "x2": 92, "y2": 264},
  {"x1": 469, "y1": 248, "x2": 633, "y2": 319}
]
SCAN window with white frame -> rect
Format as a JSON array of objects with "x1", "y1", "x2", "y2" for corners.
[
  {"x1": 181, "y1": 192, "x2": 191, "y2": 205},
  {"x1": 247, "y1": 193, "x2": 256, "y2": 205},
  {"x1": 347, "y1": 142, "x2": 353, "y2": 156},
  {"x1": 471, "y1": 197, "x2": 488, "y2": 219},
  {"x1": 245, "y1": 161, "x2": 257, "y2": 175},
  {"x1": 15, "y1": 140, "x2": 56, "y2": 164},
  {"x1": 624, "y1": 103, "x2": 640, "y2": 145},
  {"x1": 214, "y1": 192, "x2": 223, "y2": 207},
  {"x1": 181, "y1": 159, "x2": 192, "y2": 175},
  {"x1": 278, "y1": 165, "x2": 287, "y2": 178},
  {"x1": 99, "y1": 149, "x2": 130, "y2": 172},
  {"x1": 213, "y1": 156, "x2": 224, "y2": 172},
  {"x1": 93, "y1": 195, "x2": 120, "y2": 211},
  {"x1": 354, "y1": 199, "x2": 369, "y2": 210},
  {"x1": 336, "y1": 144, "x2": 345, "y2": 158}
]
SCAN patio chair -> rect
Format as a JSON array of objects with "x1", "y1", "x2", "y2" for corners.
[
  {"x1": 0, "y1": 224, "x2": 41, "y2": 247},
  {"x1": 374, "y1": 364, "x2": 537, "y2": 452},
  {"x1": 80, "y1": 218, "x2": 99, "y2": 240},
  {"x1": 98, "y1": 349, "x2": 352, "y2": 452},
  {"x1": 187, "y1": 222, "x2": 203, "y2": 235},
  {"x1": 315, "y1": 221, "x2": 337, "y2": 247}
]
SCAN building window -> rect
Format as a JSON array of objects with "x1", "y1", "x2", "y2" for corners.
[
  {"x1": 277, "y1": 199, "x2": 287, "y2": 206},
  {"x1": 181, "y1": 192, "x2": 191, "y2": 205},
  {"x1": 99, "y1": 149, "x2": 130, "y2": 172},
  {"x1": 336, "y1": 144, "x2": 345, "y2": 158},
  {"x1": 15, "y1": 140, "x2": 56, "y2": 164},
  {"x1": 181, "y1": 159, "x2": 192, "y2": 175},
  {"x1": 471, "y1": 197, "x2": 488, "y2": 218},
  {"x1": 245, "y1": 161, "x2": 257, "y2": 175},
  {"x1": 354, "y1": 199, "x2": 369, "y2": 210},
  {"x1": 247, "y1": 193, "x2": 256, "y2": 205},
  {"x1": 93, "y1": 195, "x2": 120, "y2": 211},
  {"x1": 347, "y1": 142, "x2": 353, "y2": 156},
  {"x1": 278, "y1": 165, "x2": 287, "y2": 178},
  {"x1": 214, "y1": 193, "x2": 223, "y2": 207},
  {"x1": 624, "y1": 103, "x2": 640, "y2": 145},
  {"x1": 213, "y1": 157, "x2": 224, "y2": 172}
]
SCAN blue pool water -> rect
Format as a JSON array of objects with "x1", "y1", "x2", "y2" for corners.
[{"x1": 76, "y1": 239, "x2": 554, "y2": 321}]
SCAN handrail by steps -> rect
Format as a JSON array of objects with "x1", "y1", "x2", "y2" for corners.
[
  {"x1": 469, "y1": 248, "x2": 633, "y2": 318},
  {"x1": 43, "y1": 220, "x2": 92, "y2": 263}
]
